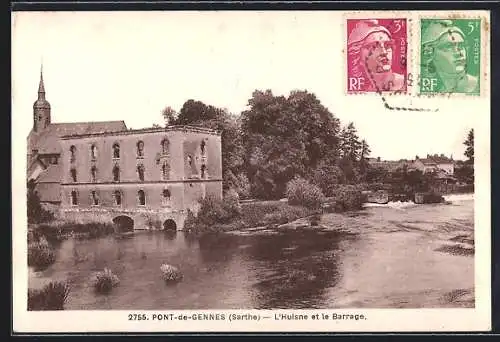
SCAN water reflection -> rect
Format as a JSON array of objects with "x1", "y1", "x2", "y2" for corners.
[
  {"x1": 28, "y1": 200, "x2": 474, "y2": 310},
  {"x1": 245, "y1": 230, "x2": 351, "y2": 309}
]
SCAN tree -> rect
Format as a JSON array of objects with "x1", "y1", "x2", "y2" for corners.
[
  {"x1": 161, "y1": 106, "x2": 178, "y2": 126},
  {"x1": 27, "y1": 179, "x2": 53, "y2": 224},
  {"x1": 358, "y1": 139, "x2": 371, "y2": 181},
  {"x1": 241, "y1": 89, "x2": 342, "y2": 199},
  {"x1": 464, "y1": 128, "x2": 474, "y2": 164}
]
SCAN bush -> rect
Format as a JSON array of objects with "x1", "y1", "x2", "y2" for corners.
[
  {"x1": 324, "y1": 185, "x2": 365, "y2": 212},
  {"x1": 92, "y1": 268, "x2": 120, "y2": 294},
  {"x1": 28, "y1": 238, "x2": 56, "y2": 271},
  {"x1": 184, "y1": 195, "x2": 242, "y2": 235},
  {"x1": 310, "y1": 163, "x2": 345, "y2": 197},
  {"x1": 28, "y1": 281, "x2": 70, "y2": 310},
  {"x1": 286, "y1": 177, "x2": 325, "y2": 209},
  {"x1": 160, "y1": 264, "x2": 183, "y2": 283}
]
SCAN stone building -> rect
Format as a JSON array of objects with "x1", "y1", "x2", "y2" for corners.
[
  {"x1": 27, "y1": 68, "x2": 223, "y2": 230},
  {"x1": 59, "y1": 126, "x2": 222, "y2": 230}
]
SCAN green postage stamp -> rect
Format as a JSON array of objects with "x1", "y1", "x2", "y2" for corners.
[{"x1": 419, "y1": 18, "x2": 481, "y2": 95}]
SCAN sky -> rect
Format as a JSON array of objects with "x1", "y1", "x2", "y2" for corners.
[{"x1": 12, "y1": 11, "x2": 487, "y2": 161}]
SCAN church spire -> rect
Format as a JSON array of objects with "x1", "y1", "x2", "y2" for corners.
[
  {"x1": 38, "y1": 63, "x2": 46, "y2": 99},
  {"x1": 33, "y1": 63, "x2": 51, "y2": 132}
]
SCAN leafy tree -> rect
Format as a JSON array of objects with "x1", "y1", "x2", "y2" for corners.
[
  {"x1": 241, "y1": 89, "x2": 341, "y2": 199},
  {"x1": 464, "y1": 128, "x2": 474, "y2": 164},
  {"x1": 27, "y1": 180, "x2": 53, "y2": 224},
  {"x1": 161, "y1": 106, "x2": 178, "y2": 126},
  {"x1": 174, "y1": 100, "x2": 219, "y2": 125}
]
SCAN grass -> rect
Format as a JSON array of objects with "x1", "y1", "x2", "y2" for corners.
[
  {"x1": 160, "y1": 264, "x2": 183, "y2": 283},
  {"x1": 28, "y1": 238, "x2": 56, "y2": 271},
  {"x1": 92, "y1": 268, "x2": 120, "y2": 294},
  {"x1": 27, "y1": 281, "x2": 70, "y2": 311},
  {"x1": 31, "y1": 222, "x2": 116, "y2": 244}
]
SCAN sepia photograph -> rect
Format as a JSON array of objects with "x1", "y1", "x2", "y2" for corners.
[{"x1": 12, "y1": 10, "x2": 491, "y2": 332}]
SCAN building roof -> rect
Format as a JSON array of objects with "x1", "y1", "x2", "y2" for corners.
[
  {"x1": 60, "y1": 124, "x2": 221, "y2": 140},
  {"x1": 36, "y1": 164, "x2": 62, "y2": 183},
  {"x1": 28, "y1": 121, "x2": 127, "y2": 154},
  {"x1": 417, "y1": 156, "x2": 454, "y2": 166}
]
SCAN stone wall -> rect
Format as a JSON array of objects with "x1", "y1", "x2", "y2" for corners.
[{"x1": 59, "y1": 206, "x2": 188, "y2": 231}]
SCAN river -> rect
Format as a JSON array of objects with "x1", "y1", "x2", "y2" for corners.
[{"x1": 29, "y1": 194, "x2": 474, "y2": 310}]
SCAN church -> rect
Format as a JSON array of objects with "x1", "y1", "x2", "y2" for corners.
[{"x1": 27, "y1": 69, "x2": 223, "y2": 230}]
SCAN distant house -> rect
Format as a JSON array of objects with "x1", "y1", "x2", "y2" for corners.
[
  {"x1": 367, "y1": 157, "x2": 413, "y2": 172},
  {"x1": 413, "y1": 154, "x2": 454, "y2": 175}
]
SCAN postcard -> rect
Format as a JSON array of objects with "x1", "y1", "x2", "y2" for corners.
[{"x1": 12, "y1": 10, "x2": 491, "y2": 333}]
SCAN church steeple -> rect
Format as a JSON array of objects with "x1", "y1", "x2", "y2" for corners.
[
  {"x1": 33, "y1": 64, "x2": 51, "y2": 132},
  {"x1": 38, "y1": 65, "x2": 46, "y2": 97}
]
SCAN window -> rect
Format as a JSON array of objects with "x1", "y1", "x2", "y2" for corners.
[
  {"x1": 90, "y1": 166, "x2": 97, "y2": 182},
  {"x1": 138, "y1": 190, "x2": 146, "y2": 206},
  {"x1": 162, "y1": 188, "x2": 171, "y2": 206},
  {"x1": 112, "y1": 143, "x2": 120, "y2": 159},
  {"x1": 162, "y1": 161, "x2": 170, "y2": 180},
  {"x1": 114, "y1": 190, "x2": 122, "y2": 205},
  {"x1": 188, "y1": 155, "x2": 193, "y2": 166},
  {"x1": 112, "y1": 165, "x2": 120, "y2": 182},
  {"x1": 70, "y1": 190, "x2": 78, "y2": 205},
  {"x1": 201, "y1": 164, "x2": 206, "y2": 178},
  {"x1": 161, "y1": 138, "x2": 170, "y2": 154},
  {"x1": 137, "y1": 141, "x2": 144, "y2": 158},
  {"x1": 70, "y1": 145, "x2": 76, "y2": 162},
  {"x1": 137, "y1": 164, "x2": 145, "y2": 181},
  {"x1": 200, "y1": 140, "x2": 206, "y2": 155},
  {"x1": 91, "y1": 191, "x2": 99, "y2": 206},
  {"x1": 70, "y1": 168, "x2": 77, "y2": 182},
  {"x1": 90, "y1": 144, "x2": 98, "y2": 160}
]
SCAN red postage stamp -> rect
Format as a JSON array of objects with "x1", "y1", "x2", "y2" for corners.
[{"x1": 346, "y1": 18, "x2": 408, "y2": 93}]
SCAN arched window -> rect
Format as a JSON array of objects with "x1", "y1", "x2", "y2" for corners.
[
  {"x1": 162, "y1": 161, "x2": 170, "y2": 180},
  {"x1": 70, "y1": 168, "x2": 77, "y2": 182},
  {"x1": 136, "y1": 140, "x2": 144, "y2": 157},
  {"x1": 112, "y1": 143, "x2": 120, "y2": 159},
  {"x1": 137, "y1": 164, "x2": 145, "y2": 181},
  {"x1": 90, "y1": 144, "x2": 98, "y2": 160},
  {"x1": 70, "y1": 190, "x2": 78, "y2": 205},
  {"x1": 200, "y1": 140, "x2": 206, "y2": 155},
  {"x1": 112, "y1": 165, "x2": 120, "y2": 182},
  {"x1": 201, "y1": 164, "x2": 207, "y2": 178},
  {"x1": 138, "y1": 190, "x2": 146, "y2": 206},
  {"x1": 162, "y1": 188, "x2": 171, "y2": 206},
  {"x1": 90, "y1": 166, "x2": 97, "y2": 182},
  {"x1": 91, "y1": 191, "x2": 99, "y2": 206},
  {"x1": 114, "y1": 190, "x2": 122, "y2": 205},
  {"x1": 161, "y1": 138, "x2": 170, "y2": 154},
  {"x1": 70, "y1": 145, "x2": 76, "y2": 162}
]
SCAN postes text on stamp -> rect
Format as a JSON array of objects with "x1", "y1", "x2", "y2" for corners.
[
  {"x1": 346, "y1": 18, "x2": 408, "y2": 94},
  {"x1": 419, "y1": 18, "x2": 481, "y2": 95}
]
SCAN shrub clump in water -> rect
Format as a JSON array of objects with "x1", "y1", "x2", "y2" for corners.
[
  {"x1": 27, "y1": 280, "x2": 70, "y2": 311},
  {"x1": 28, "y1": 237, "x2": 56, "y2": 271},
  {"x1": 160, "y1": 264, "x2": 183, "y2": 283},
  {"x1": 92, "y1": 268, "x2": 120, "y2": 294}
]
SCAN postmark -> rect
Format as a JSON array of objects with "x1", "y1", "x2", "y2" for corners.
[
  {"x1": 418, "y1": 18, "x2": 481, "y2": 95},
  {"x1": 346, "y1": 18, "x2": 408, "y2": 94}
]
